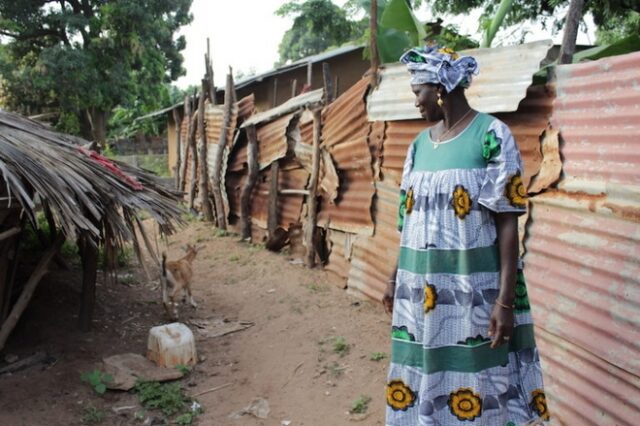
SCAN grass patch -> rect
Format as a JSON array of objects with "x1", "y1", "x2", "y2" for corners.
[
  {"x1": 134, "y1": 381, "x2": 202, "y2": 423},
  {"x1": 350, "y1": 395, "x2": 372, "y2": 414},
  {"x1": 82, "y1": 405, "x2": 106, "y2": 424},
  {"x1": 175, "y1": 364, "x2": 191, "y2": 375},
  {"x1": 229, "y1": 255, "x2": 240, "y2": 262},
  {"x1": 305, "y1": 282, "x2": 327, "y2": 293},
  {"x1": 80, "y1": 370, "x2": 113, "y2": 395},
  {"x1": 214, "y1": 229, "x2": 229, "y2": 238},
  {"x1": 325, "y1": 362, "x2": 346, "y2": 378},
  {"x1": 332, "y1": 336, "x2": 350, "y2": 357},
  {"x1": 369, "y1": 351, "x2": 387, "y2": 361}
]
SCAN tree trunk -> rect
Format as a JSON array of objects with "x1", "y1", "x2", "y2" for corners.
[
  {"x1": 369, "y1": 0, "x2": 380, "y2": 88},
  {"x1": 197, "y1": 81, "x2": 214, "y2": 222},
  {"x1": 88, "y1": 108, "x2": 108, "y2": 147},
  {"x1": 558, "y1": 0, "x2": 585, "y2": 64},
  {"x1": 172, "y1": 108, "x2": 182, "y2": 190}
]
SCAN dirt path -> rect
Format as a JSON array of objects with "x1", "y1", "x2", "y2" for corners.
[{"x1": 0, "y1": 222, "x2": 391, "y2": 425}]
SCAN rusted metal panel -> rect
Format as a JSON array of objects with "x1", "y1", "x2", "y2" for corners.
[
  {"x1": 250, "y1": 171, "x2": 270, "y2": 229},
  {"x1": 367, "y1": 40, "x2": 553, "y2": 121},
  {"x1": 369, "y1": 121, "x2": 386, "y2": 180},
  {"x1": 241, "y1": 89, "x2": 323, "y2": 128},
  {"x1": 381, "y1": 120, "x2": 430, "y2": 184},
  {"x1": 278, "y1": 161, "x2": 308, "y2": 227},
  {"x1": 237, "y1": 94, "x2": 256, "y2": 123},
  {"x1": 325, "y1": 230, "x2": 352, "y2": 284},
  {"x1": 225, "y1": 171, "x2": 245, "y2": 220},
  {"x1": 523, "y1": 51, "x2": 640, "y2": 425},
  {"x1": 347, "y1": 178, "x2": 401, "y2": 301},
  {"x1": 227, "y1": 137, "x2": 248, "y2": 173},
  {"x1": 318, "y1": 78, "x2": 375, "y2": 235},
  {"x1": 317, "y1": 169, "x2": 375, "y2": 235},
  {"x1": 256, "y1": 113, "x2": 296, "y2": 170}
]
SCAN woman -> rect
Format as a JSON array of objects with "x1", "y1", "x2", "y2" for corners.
[{"x1": 383, "y1": 45, "x2": 548, "y2": 426}]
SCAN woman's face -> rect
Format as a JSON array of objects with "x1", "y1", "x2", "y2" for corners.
[{"x1": 411, "y1": 83, "x2": 442, "y2": 122}]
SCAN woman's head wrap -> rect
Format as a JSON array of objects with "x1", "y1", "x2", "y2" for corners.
[{"x1": 400, "y1": 44, "x2": 479, "y2": 93}]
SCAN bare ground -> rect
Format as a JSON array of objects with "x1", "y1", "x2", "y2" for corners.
[{"x1": 0, "y1": 221, "x2": 390, "y2": 426}]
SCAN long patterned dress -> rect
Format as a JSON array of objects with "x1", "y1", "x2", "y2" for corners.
[{"x1": 385, "y1": 113, "x2": 548, "y2": 426}]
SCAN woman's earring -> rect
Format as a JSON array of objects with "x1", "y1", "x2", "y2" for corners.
[{"x1": 437, "y1": 93, "x2": 444, "y2": 107}]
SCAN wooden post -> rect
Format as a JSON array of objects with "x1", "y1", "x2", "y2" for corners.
[
  {"x1": 206, "y1": 38, "x2": 216, "y2": 104},
  {"x1": 322, "y1": 63, "x2": 335, "y2": 105},
  {"x1": 211, "y1": 70, "x2": 235, "y2": 230},
  {"x1": 78, "y1": 234, "x2": 98, "y2": 332},
  {"x1": 172, "y1": 108, "x2": 182, "y2": 190},
  {"x1": 558, "y1": 0, "x2": 585, "y2": 64},
  {"x1": 197, "y1": 80, "x2": 214, "y2": 222},
  {"x1": 267, "y1": 161, "x2": 280, "y2": 236},
  {"x1": 305, "y1": 109, "x2": 322, "y2": 268},
  {"x1": 0, "y1": 234, "x2": 63, "y2": 351},
  {"x1": 369, "y1": 0, "x2": 380, "y2": 88},
  {"x1": 241, "y1": 125, "x2": 259, "y2": 240},
  {"x1": 307, "y1": 62, "x2": 313, "y2": 87},
  {"x1": 272, "y1": 78, "x2": 279, "y2": 108},
  {"x1": 179, "y1": 96, "x2": 191, "y2": 192},
  {"x1": 188, "y1": 99, "x2": 199, "y2": 210},
  {"x1": 291, "y1": 79, "x2": 298, "y2": 98}
]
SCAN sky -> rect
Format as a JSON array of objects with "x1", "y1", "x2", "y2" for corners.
[{"x1": 175, "y1": 0, "x2": 596, "y2": 89}]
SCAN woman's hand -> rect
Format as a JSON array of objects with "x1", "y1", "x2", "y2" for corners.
[
  {"x1": 488, "y1": 304, "x2": 514, "y2": 349},
  {"x1": 383, "y1": 281, "x2": 395, "y2": 315}
]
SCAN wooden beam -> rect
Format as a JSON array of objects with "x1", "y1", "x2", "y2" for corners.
[
  {"x1": 558, "y1": 0, "x2": 585, "y2": 64},
  {"x1": 322, "y1": 63, "x2": 334, "y2": 105},
  {"x1": 307, "y1": 62, "x2": 313, "y2": 87},
  {"x1": 206, "y1": 38, "x2": 216, "y2": 104},
  {"x1": 197, "y1": 80, "x2": 215, "y2": 222},
  {"x1": 272, "y1": 78, "x2": 278, "y2": 108},
  {"x1": 179, "y1": 95, "x2": 192, "y2": 192},
  {"x1": 240, "y1": 125, "x2": 259, "y2": 240},
  {"x1": 279, "y1": 189, "x2": 309, "y2": 196},
  {"x1": 188, "y1": 101, "x2": 199, "y2": 211},
  {"x1": 291, "y1": 79, "x2": 298, "y2": 98},
  {"x1": 0, "y1": 227, "x2": 20, "y2": 242},
  {"x1": 211, "y1": 71, "x2": 235, "y2": 230},
  {"x1": 267, "y1": 161, "x2": 280, "y2": 236},
  {"x1": 369, "y1": 0, "x2": 380, "y2": 89},
  {"x1": 78, "y1": 234, "x2": 98, "y2": 332},
  {"x1": 0, "y1": 234, "x2": 64, "y2": 351},
  {"x1": 305, "y1": 109, "x2": 322, "y2": 268},
  {"x1": 172, "y1": 108, "x2": 182, "y2": 190}
]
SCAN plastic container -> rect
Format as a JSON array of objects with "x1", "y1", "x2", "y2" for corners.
[{"x1": 146, "y1": 322, "x2": 197, "y2": 368}]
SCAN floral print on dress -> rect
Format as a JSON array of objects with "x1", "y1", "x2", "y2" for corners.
[
  {"x1": 457, "y1": 335, "x2": 491, "y2": 346},
  {"x1": 386, "y1": 379, "x2": 417, "y2": 411},
  {"x1": 482, "y1": 129, "x2": 502, "y2": 161},
  {"x1": 514, "y1": 271, "x2": 531, "y2": 313},
  {"x1": 424, "y1": 283, "x2": 438, "y2": 313},
  {"x1": 505, "y1": 174, "x2": 527, "y2": 208},
  {"x1": 391, "y1": 325, "x2": 416, "y2": 342},
  {"x1": 530, "y1": 389, "x2": 550, "y2": 421},
  {"x1": 452, "y1": 185, "x2": 472, "y2": 219},
  {"x1": 448, "y1": 388, "x2": 483, "y2": 421}
]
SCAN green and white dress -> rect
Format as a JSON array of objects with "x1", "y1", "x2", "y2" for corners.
[{"x1": 386, "y1": 113, "x2": 548, "y2": 426}]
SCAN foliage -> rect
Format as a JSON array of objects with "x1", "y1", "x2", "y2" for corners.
[
  {"x1": 134, "y1": 381, "x2": 202, "y2": 423},
  {"x1": 350, "y1": 395, "x2": 372, "y2": 414},
  {"x1": 369, "y1": 351, "x2": 388, "y2": 361},
  {"x1": 20, "y1": 211, "x2": 78, "y2": 261},
  {"x1": 427, "y1": 0, "x2": 640, "y2": 44},
  {"x1": 275, "y1": 0, "x2": 362, "y2": 64},
  {"x1": 332, "y1": 336, "x2": 350, "y2": 356},
  {"x1": 596, "y1": 10, "x2": 640, "y2": 44},
  {"x1": 0, "y1": 0, "x2": 193, "y2": 141},
  {"x1": 82, "y1": 405, "x2": 106, "y2": 424},
  {"x1": 80, "y1": 370, "x2": 113, "y2": 395},
  {"x1": 175, "y1": 364, "x2": 191, "y2": 375}
]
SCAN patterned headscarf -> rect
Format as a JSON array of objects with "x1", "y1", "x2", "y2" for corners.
[{"x1": 399, "y1": 44, "x2": 479, "y2": 93}]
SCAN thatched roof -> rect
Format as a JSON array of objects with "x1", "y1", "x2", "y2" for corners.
[{"x1": 0, "y1": 110, "x2": 183, "y2": 253}]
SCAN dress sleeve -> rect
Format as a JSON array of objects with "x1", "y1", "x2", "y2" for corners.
[
  {"x1": 397, "y1": 140, "x2": 416, "y2": 231},
  {"x1": 478, "y1": 119, "x2": 528, "y2": 215}
]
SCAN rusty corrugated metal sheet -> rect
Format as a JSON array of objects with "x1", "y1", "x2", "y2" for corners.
[
  {"x1": 318, "y1": 78, "x2": 375, "y2": 235},
  {"x1": 225, "y1": 171, "x2": 245, "y2": 221},
  {"x1": 278, "y1": 160, "x2": 308, "y2": 227},
  {"x1": 369, "y1": 121, "x2": 386, "y2": 179},
  {"x1": 237, "y1": 94, "x2": 256, "y2": 123},
  {"x1": 325, "y1": 230, "x2": 352, "y2": 284},
  {"x1": 256, "y1": 113, "x2": 297, "y2": 170},
  {"x1": 381, "y1": 120, "x2": 432, "y2": 185},
  {"x1": 524, "y1": 51, "x2": 640, "y2": 425},
  {"x1": 367, "y1": 40, "x2": 553, "y2": 121},
  {"x1": 241, "y1": 89, "x2": 323, "y2": 128},
  {"x1": 346, "y1": 178, "x2": 401, "y2": 301},
  {"x1": 250, "y1": 170, "x2": 269, "y2": 229}
]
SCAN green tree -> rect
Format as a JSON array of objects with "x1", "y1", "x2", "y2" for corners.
[
  {"x1": 275, "y1": 0, "x2": 360, "y2": 64},
  {"x1": 0, "y1": 0, "x2": 193, "y2": 143},
  {"x1": 426, "y1": 0, "x2": 640, "y2": 44}
]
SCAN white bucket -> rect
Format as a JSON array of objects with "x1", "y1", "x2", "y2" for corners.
[{"x1": 147, "y1": 322, "x2": 197, "y2": 368}]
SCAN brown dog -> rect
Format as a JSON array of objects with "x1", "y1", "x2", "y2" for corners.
[{"x1": 161, "y1": 244, "x2": 200, "y2": 320}]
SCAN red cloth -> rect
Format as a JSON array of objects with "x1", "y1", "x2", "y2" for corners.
[{"x1": 77, "y1": 147, "x2": 144, "y2": 191}]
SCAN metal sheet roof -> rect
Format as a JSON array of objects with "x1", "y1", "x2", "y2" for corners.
[
  {"x1": 241, "y1": 89, "x2": 323, "y2": 128},
  {"x1": 367, "y1": 39, "x2": 553, "y2": 121},
  {"x1": 523, "y1": 51, "x2": 640, "y2": 425}
]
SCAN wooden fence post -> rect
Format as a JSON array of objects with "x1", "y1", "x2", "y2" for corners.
[
  {"x1": 197, "y1": 80, "x2": 214, "y2": 222},
  {"x1": 305, "y1": 109, "x2": 322, "y2": 268},
  {"x1": 322, "y1": 63, "x2": 334, "y2": 104},
  {"x1": 241, "y1": 125, "x2": 259, "y2": 240},
  {"x1": 268, "y1": 161, "x2": 280, "y2": 236},
  {"x1": 188, "y1": 100, "x2": 199, "y2": 211},
  {"x1": 179, "y1": 96, "x2": 191, "y2": 192},
  {"x1": 172, "y1": 108, "x2": 182, "y2": 190}
]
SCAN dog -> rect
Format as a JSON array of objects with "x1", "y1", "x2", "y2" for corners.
[{"x1": 161, "y1": 244, "x2": 200, "y2": 320}]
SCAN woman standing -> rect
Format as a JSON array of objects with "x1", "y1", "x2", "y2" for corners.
[{"x1": 383, "y1": 45, "x2": 548, "y2": 425}]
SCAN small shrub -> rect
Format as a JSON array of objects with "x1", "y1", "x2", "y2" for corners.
[
  {"x1": 332, "y1": 336, "x2": 350, "y2": 356},
  {"x1": 134, "y1": 381, "x2": 198, "y2": 419},
  {"x1": 82, "y1": 405, "x2": 106, "y2": 424},
  {"x1": 369, "y1": 351, "x2": 387, "y2": 361},
  {"x1": 80, "y1": 370, "x2": 113, "y2": 395},
  {"x1": 175, "y1": 364, "x2": 191, "y2": 375},
  {"x1": 350, "y1": 395, "x2": 372, "y2": 414}
]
